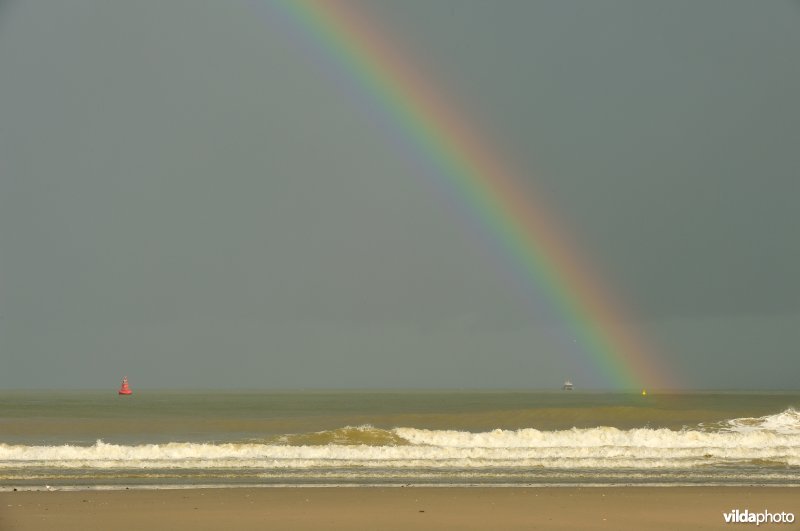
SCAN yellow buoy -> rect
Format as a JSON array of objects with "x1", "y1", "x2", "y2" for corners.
[{"x1": 641, "y1": 389, "x2": 647, "y2": 397}]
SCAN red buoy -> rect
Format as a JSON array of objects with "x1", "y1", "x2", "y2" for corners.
[{"x1": 118, "y1": 376, "x2": 132, "y2": 395}]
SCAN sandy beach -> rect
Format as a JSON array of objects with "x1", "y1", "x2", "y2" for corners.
[{"x1": 1, "y1": 486, "x2": 797, "y2": 530}]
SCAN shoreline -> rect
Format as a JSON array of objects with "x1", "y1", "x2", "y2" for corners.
[
  {"x1": 2, "y1": 486, "x2": 798, "y2": 530},
  {"x1": 4, "y1": 482, "x2": 800, "y2": 492}
]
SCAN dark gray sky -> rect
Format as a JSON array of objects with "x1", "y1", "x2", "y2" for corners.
[{"x1": 1, "y1": 1, "x2": 798, "y2": 389}]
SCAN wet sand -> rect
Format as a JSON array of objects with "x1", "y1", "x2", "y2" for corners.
[{"x1": 1, "y1": 486, "x2": 798, "y2": 530}]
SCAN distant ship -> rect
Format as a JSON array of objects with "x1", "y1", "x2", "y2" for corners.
[
  {"x1": 562, "y1": 380, "x2": 574, "y2": 391},
  {"x1": 118, "y1": 376, "x2": 132, "y2": 395}
]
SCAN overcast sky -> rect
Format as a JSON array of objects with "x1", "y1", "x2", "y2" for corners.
[{"x1": 1, "y1": 1, "x2": 798, "y2": 389}]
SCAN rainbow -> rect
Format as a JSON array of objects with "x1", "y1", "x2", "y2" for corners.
[{"x1": 265, "y1": 0, "x2": 671, "y2": 389}]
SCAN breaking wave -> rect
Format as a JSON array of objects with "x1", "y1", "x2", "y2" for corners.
[
  {"x1": 720, "y1": 407, "x2": 800, "y2": 435},
  {"x1": 2, "y1": 410, "x2": 799, "y2": 472},
  {"x1": 274, "y1": 425, "x2": 409, "y2": 446}
]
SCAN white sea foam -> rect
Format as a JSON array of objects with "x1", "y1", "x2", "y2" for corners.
[
  {"x1": 721, "y1": 408, "x2": 800, "y2": 435},
  {"x1": 2, "y1": 410, "x2": 799, "y2": 471}
]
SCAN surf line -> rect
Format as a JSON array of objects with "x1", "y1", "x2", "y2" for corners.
[{"x1": 262, "y1": 0, "x2": 671, "y2": 390}]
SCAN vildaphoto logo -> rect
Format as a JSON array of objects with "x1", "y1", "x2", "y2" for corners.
[{"x1": 723, "y1": 509, "x2": 795, "y2": 525}]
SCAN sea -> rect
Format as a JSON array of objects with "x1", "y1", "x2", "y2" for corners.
[{"x1": 1, "y1": 390, "x2": 799, "y2": 489}]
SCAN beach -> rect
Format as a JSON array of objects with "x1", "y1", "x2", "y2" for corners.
[
  {"x1": 2, "y1": 486, "x2": 798, "y2": 530},
  {"x1": 2, "y1": 391, "x2": 799, "y2": 529}
]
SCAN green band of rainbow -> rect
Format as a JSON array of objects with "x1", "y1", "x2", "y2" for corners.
[{"x1": 270, "y1": 0, "x2": 671, "y2": 389}]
